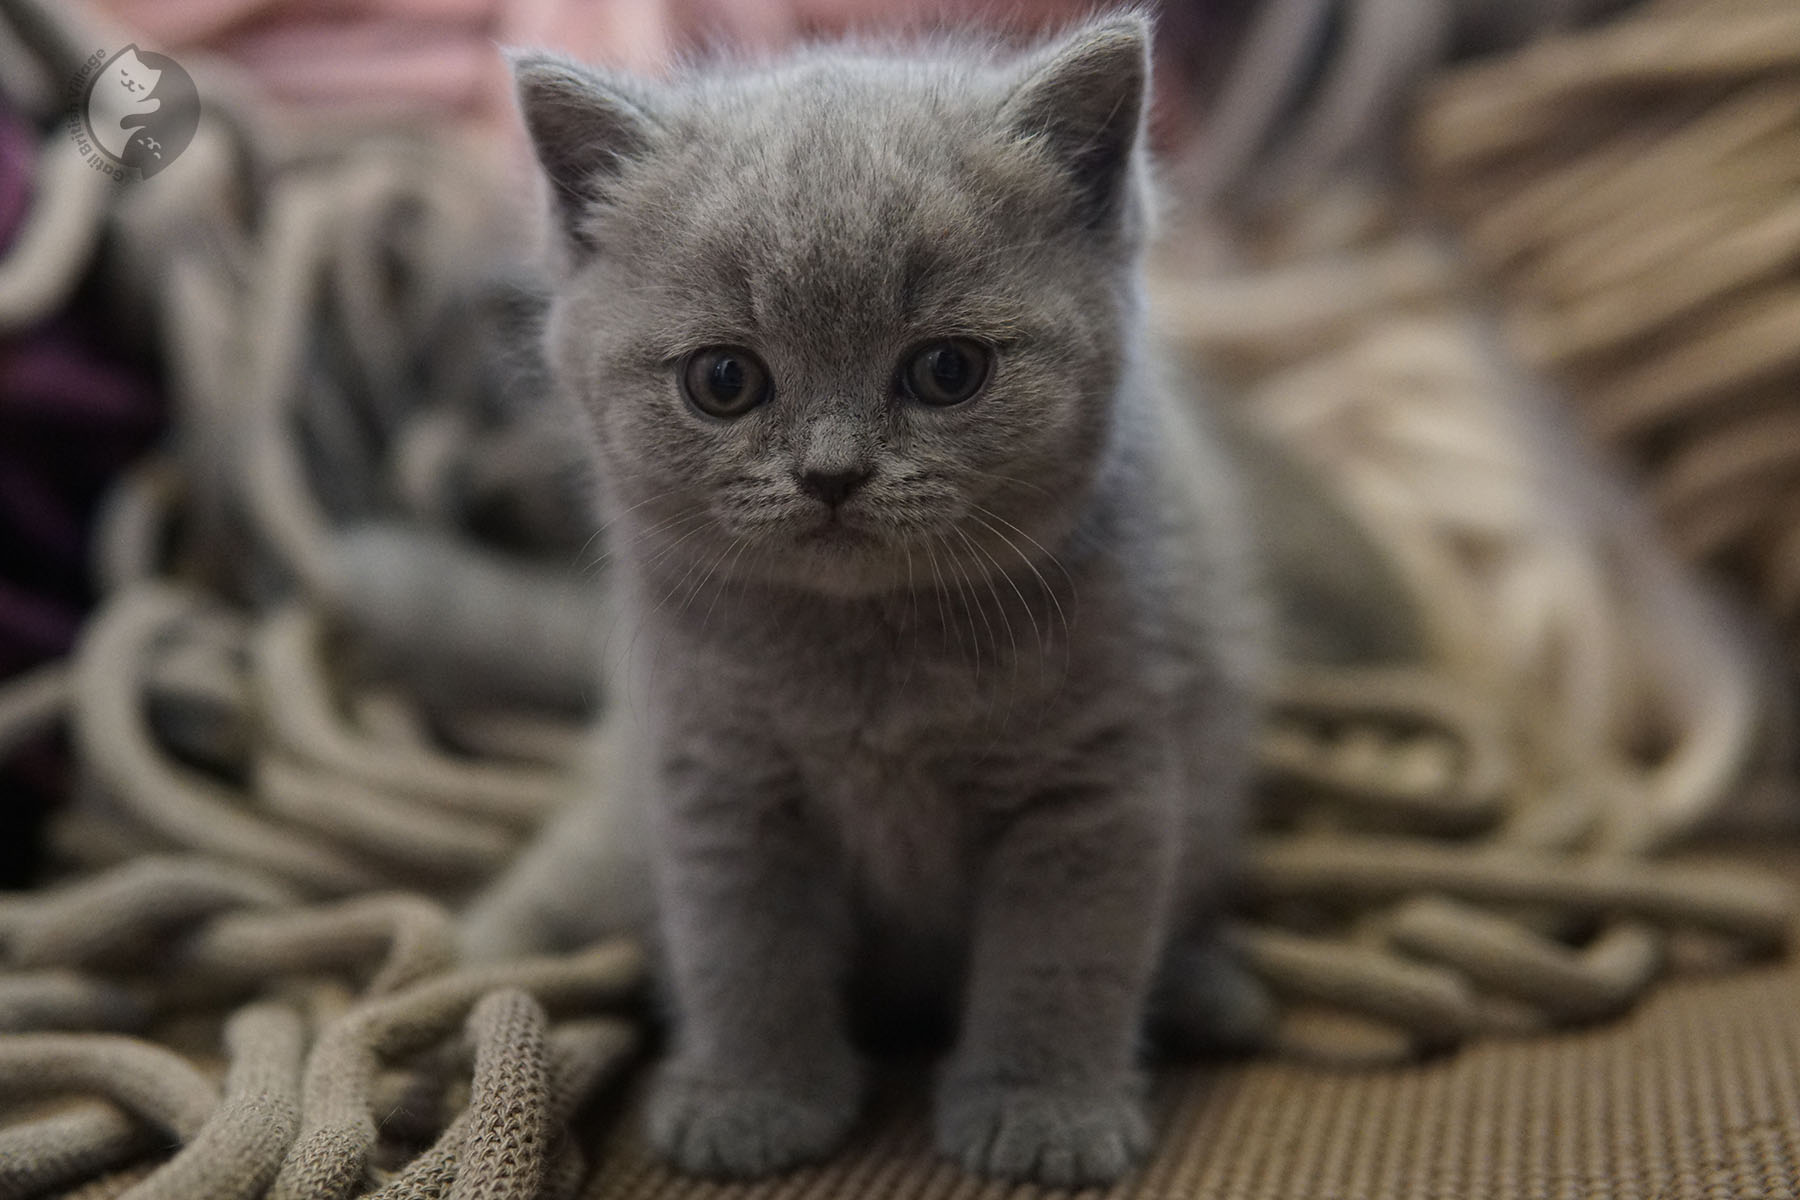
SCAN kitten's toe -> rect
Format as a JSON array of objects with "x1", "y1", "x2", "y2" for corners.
[
  {"x1": 934, "y1": 1078, "x2": 1151, "y2": 1187},
  {"x1": 647, "y1": 1065, "x2": 860, "y2": 1178}
]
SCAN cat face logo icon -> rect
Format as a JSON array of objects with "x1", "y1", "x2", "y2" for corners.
[{"x1": 71, "y1": 45, "x2": 199, "y2": 180}]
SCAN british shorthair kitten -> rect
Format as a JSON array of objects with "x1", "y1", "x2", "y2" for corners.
[{"x1": 464, "y1": 13, "x2": 1265, "y2": 1186}]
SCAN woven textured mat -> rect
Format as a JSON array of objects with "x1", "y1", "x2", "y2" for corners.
[{"x1": 582, "y1": 924, "x2": 1800, "y2": 1200}]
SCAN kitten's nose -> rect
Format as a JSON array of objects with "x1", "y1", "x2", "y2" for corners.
[{"x1": 796, "y1": 466, "x2": 872, "y2": 508}]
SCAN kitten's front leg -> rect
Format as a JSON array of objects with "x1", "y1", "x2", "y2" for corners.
[
  {"x1": 936, "y1": 769, "x2": 1179, "y2": 1188},
  {"x1": 647, "y1": 740, "x2": 863, "y2": 1178}
]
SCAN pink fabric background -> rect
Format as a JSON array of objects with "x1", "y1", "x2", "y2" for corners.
[{"x1": 87, "y1": 0, "x2": 1208, "y2": 142}]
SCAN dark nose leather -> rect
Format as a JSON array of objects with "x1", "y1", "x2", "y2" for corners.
[{"x1": 796, "y1": 467, "x2": 872, "y2": 508}]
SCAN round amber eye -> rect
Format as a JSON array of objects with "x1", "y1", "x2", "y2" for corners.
[
  {"x1": 901, "y1": 339, "x2": 992, "y2": 406},
  {"x1": 681, "y1": 346, "x2": 772, "y2": 418}
]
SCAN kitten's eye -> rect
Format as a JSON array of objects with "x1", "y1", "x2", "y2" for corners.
[
  {"x1": 901, "y1": 339, "x2": 992, "y2": 407},
  {"x1": 681, "y1": 346, "x2": 772, "y2": 418}
]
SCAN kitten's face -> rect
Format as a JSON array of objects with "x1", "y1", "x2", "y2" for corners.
[{"x1": 519, "y1": 21, "x2": 1150, "y2": 595}]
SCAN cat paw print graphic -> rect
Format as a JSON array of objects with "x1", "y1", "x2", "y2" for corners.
[{"x1": 72, "y1": 45, "x2": 199, "y2": 179}]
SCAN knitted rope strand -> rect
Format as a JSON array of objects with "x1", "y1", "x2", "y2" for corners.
[
  {"x1": 0, "y1": 1103, "x2": 150, "y2": 1200},
  {"x1": 69, "y1": 586, "x2": 386, "y2": 895},
  {"x1": 116, "y1": 1002, "x2": 305, "y2": 1200},
  {"x1": 269, "y1": 942, "x2": 642, "y2": 1200},
  {"x1": 1416, "y1": 0, "x2": 1800, "y2": 668},
  {"x1": 446, "y1": 991, "x2": 550, "y2": 1200},
  {"x1": 0, "y1": 660, "x2": 68, "y2": 765}
]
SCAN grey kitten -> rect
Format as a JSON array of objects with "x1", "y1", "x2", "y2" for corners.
[{"x1": 465, "y1": 13, "x2": 1265, "y2": 1187}]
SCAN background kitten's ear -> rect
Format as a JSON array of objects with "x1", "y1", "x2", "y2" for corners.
[
  {"x1": 1000, "y1": 14, "x2": 1150, "y2": 232},
  {"x1": 508, "y1": 49, "x2": 656, "y2": 256}
]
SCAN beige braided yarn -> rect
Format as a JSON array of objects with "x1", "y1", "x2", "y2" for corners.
[
  {"x1": 1149, "y1": 176, "x2": 1795, "y2": 1055},
  {"x1": 1415, "y1": 0, "x2": 1800, "y2": 671},
  {"x1": 445, "y1": 991, "x2": 549, "y2": 1200},
  {"x1": 0, "y1": 0, "x2": 1796, "y2": 1193}
]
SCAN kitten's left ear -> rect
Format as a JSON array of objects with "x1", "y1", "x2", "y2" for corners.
[{"x1": 1000, "y1": 14, "x2": 1151, "y2": 231}]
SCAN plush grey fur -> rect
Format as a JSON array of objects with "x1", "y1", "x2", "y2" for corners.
[{"x1": 463, "y1": 14, "x2": 1266, "y2": 1187}]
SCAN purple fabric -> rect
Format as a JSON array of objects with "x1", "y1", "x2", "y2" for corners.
[
  {"x1": 0, "y1": 102, "x2": 165, "y2": 683},
  {"x1": 1, "y1": 98, "x2": 166, "y2": 884},
  {"x1": 0, "y1": 99, "x2": 168, "y2": 887},
  {"x1": 0, "y1": 104, "x2": 31, "y2": 243}
]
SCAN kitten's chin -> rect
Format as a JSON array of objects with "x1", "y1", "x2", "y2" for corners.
[{"x1": 744, "y1": 527, "x2": 914, "y2": 598}]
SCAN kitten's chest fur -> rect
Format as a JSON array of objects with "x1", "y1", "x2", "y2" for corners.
[{"x1": 631, "y1": 566, "x2": 1107, "y2": 931}]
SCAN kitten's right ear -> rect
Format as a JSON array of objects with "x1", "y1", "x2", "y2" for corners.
[{"x1": 508, "y1": 49, "x2": 656, "y2": 256}]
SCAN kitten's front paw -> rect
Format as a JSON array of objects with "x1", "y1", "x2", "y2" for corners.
[
  {"x1": 934, "y1": 1077, "x2": 1151, "y2": 1188},
  {"x1": 647, "y1": 1063, "x2": 861, "y2": 1178}
]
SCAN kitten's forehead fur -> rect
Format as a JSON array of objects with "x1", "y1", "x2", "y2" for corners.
[
  {"x1": 514, "y1": 15, "x2": 1154, "y2": 597},
  {"x1": 611, "y1": 66, "x2": 1090, "y2": 359}
]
